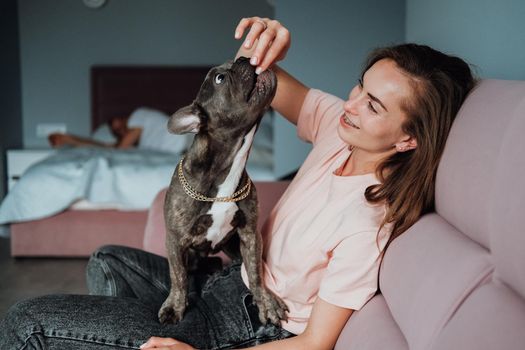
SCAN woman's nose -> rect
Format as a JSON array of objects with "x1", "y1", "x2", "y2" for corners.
[{"x1": 344, "y1": 98, "x2": 359, "y2": 115}]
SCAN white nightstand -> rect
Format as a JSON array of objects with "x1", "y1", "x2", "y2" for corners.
[{"x1": 6, "y1": 149, "x2": 56, "y2": 191}]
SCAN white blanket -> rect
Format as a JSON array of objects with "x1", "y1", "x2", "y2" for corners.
[{"x1": 0, "y1": 148, "x2": 180, "y2": 226}]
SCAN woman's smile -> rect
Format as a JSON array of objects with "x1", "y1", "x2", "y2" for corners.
[{"x1": 340, "y1": 114, "x2": 360, "y2": 129}]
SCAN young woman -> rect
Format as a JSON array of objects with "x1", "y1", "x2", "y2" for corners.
[{"x1": 0, "y1": 17, "x2": 476, "y2": 350}]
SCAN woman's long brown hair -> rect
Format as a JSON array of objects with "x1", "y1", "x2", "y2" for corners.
[{"x1": 363, "y1": 44, "x2": 477, "y2": 256}]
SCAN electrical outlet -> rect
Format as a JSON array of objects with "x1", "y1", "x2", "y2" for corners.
[{"x1": 36, "y1": 123, "x2": 67, "y2": 137}]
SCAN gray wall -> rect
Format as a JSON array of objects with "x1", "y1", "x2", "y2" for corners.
[
  {"x1": 18, "y1": 0, "x2": 273, "y2": 148},
  {"x1": 273, "y1": 0, "x2": 406, "y2": 177},
  {"x1": 406, "y1": 0, "x2": 525, "y2": 80},
  {"x1": 0, "y1": 0, "x2": 23, "y2": 201}
]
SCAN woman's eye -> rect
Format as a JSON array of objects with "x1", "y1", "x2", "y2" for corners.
[
  {"x1": 214, "y1": 73, "x2": 225, "y2": 84},
  {"x1": 368, "y1": 101, "x2": 378, "y2": 114}
]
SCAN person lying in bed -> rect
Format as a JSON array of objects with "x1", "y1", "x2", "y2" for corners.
[{"x1": 48, "y1": 107, "x2": 190, "y2": 154}]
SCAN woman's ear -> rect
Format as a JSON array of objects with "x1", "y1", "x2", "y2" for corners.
[
  {"x1": 394, "y1": 137, "x2": 417, "y2": 152},
  {"x1": 168, "y1": 104, "x2": 202, "y2": 134}
]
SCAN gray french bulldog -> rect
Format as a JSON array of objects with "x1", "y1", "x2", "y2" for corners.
[{"x1": 159, "y1": 57, "x2": 288, "y2": 326}]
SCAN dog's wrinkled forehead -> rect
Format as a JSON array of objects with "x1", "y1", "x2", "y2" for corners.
[{"x1": 196, "y1": 57, "x2": 256, "y2": 105}]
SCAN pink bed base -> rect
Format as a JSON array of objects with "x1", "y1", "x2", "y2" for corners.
[
  {"x1": 10, "y1": 209, "x2": 148, "y2": 257},
  {"x1": 10, "y1": 182, "x2": 291, "y2": 258}
]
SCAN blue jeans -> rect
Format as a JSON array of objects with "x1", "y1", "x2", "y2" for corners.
[{"x1": 0, "y1": 245, "x2": 294, "y2": 349}]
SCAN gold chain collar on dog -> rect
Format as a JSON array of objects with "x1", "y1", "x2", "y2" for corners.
[{"x1": 177, "y1": 157, "x2": 252, "y2": 202}]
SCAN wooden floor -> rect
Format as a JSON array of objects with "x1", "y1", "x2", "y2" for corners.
[{"x1": 0, "y1": 237, "x2": 88, "y2": 318}]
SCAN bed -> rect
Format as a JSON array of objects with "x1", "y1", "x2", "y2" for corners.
[{"x1": 1, "y1": 65, "x2": 276, "y2": 257}]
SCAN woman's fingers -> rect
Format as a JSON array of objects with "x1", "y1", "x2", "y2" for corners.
[
  {"x1": 242, "y1": 18, "x2": 269, "y2": 50},
  {"x1": 234, "y1": 17, "x2": 291, "y2": 73},
  {"x1": 235, "y1": 17, "x2": 266, "y2": 45},
  {"x1": 140, "y1": 336, "x2": 196, "y2": 349},
  {"x1": 250, "y1": 25, "x2": 275, "y2": 67},
  {"x1": 234, "y1": 18, "x2": 248, "y2": 39},
  {"x1": 235, "y1": 17, "x2": 261, "y2": 40},
  {"x1": 256, "y1": 25, "x2": 290, "y2": 73},
  {"x1": 140, "y1": 336, "x2": 179, "y2": 349}
]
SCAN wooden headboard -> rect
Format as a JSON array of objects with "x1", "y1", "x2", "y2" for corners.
[{"x1": 90, "y1": 65, "x2": 212, "y2": 131}]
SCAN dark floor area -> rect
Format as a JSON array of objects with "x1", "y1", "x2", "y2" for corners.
[{"x1": 0, "y1": 237, "x2": 88, "y2": 318}]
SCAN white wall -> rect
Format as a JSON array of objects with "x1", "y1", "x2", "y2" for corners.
[
  {"x1": 273, "y1": 0, "x2": 406, "y2": 177},
  {"x1": 406, "y1": 0, "x2": 525, "y2": 80},
  {"x1": 18, "y1": 0, "x2": 273, "y2": 148}
]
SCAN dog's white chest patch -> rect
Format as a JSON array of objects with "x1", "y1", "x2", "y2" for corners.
[{"x1": 205, "y1": 126, "x2": 256, "y2": 248}]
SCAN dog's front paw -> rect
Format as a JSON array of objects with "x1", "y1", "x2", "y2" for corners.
[
  {"x1": 158, "y1": 295, "x2": 186, "y2": 324},
  {"x1": 254, "y1": 289, "x2": 289, "y2": 326}
]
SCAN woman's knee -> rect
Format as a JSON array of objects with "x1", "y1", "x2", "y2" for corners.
[
  {"x1": 3, "y1": 297, "x2": 36, "y2": 325},
  {"x1": 90, "y1": 244, "x2": 128, "y2": 260},
  {"x1": 86, "y1": 245, "x2": 120, "y2": 296},
  {"x1": 86, "y1": 245, "x2": 143, "y2": 297},
  {"x1": 0, "y1": 297, "x2": 47, "y2": 349}
]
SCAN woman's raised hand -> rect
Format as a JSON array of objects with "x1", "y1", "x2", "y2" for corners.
[{"x1": 234, "y1": 17, "x2": 291, "y2": 74}]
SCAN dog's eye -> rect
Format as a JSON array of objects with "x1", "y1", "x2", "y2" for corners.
[{"x1": 214, "y1": 73, "x2": 225, "y2": 84}]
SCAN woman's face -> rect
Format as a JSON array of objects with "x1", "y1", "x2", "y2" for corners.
[{"x1": 337, "y1": 58, "x2": 416, "y2": 154}]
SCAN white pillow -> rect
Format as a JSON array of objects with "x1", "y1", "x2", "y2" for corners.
[{"x1": 91, "y1": 124, "x2": 117, "y2": 144}]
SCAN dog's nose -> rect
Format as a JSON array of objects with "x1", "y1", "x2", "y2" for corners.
[{"x1": 235, "y1": 56, "x2": 250, "y2": 64}]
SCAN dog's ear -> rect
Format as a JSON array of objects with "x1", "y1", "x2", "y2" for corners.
[{"x1": 168, "y1": 104, "x2": 202, "y2": 134}]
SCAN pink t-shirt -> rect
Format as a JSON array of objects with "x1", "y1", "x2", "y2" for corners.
[{"x1": 242, "y1": 89, "x2": 391, "y2": 335}]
